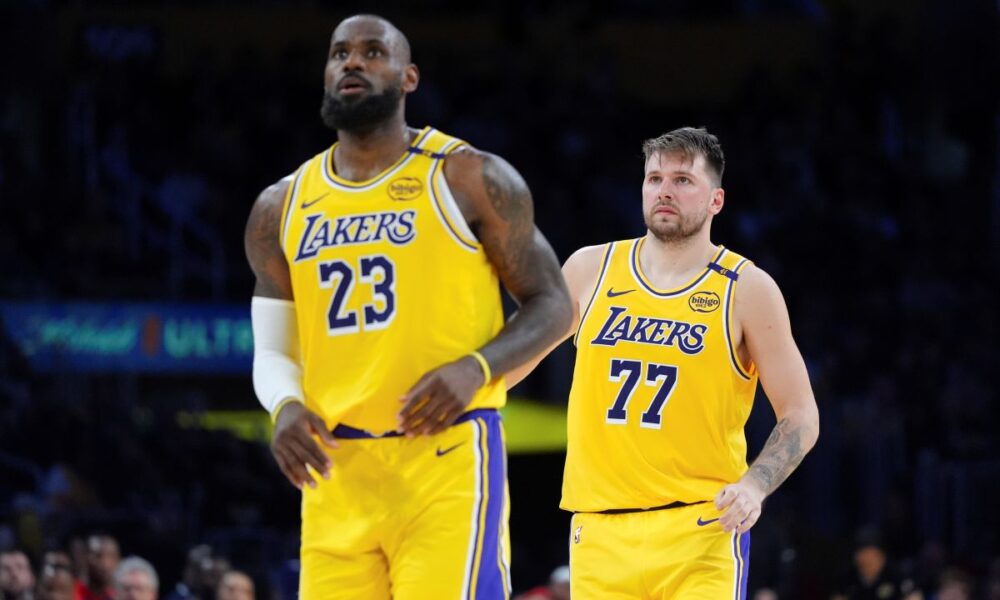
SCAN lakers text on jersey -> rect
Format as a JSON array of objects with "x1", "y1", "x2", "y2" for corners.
[
  {"x1": 280, "y1": 127, "x2": 506, "y2": 434},
  {"x1": 562, "y1": 238, "x2": 758, "y2": 512}
]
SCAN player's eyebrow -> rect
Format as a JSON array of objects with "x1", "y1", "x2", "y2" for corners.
[{"x1": 331, "y1": 38, "x2": 389, "y2": 48}]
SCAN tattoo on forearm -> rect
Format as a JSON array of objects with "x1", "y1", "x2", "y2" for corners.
[{"x1": 746, "y1": 417, "x2": 807, "y2": 495}]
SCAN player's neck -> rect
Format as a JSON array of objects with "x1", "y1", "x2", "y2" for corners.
[
  {"x1": 640, "y1": 232, "x2": 717, "y2": 287},
  {"x1": 333, "y1": 115, "x2": 413, "y2": 182}
]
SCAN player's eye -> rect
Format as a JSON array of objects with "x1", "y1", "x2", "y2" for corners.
[
  {"x1": 367, "y1": 48, "x2": 384, "y2": 58},
  {"x1": 331, "y1": 49, "x2": 348, "y2": 60},
  {"x1": 675, "y1": 176, "x2": 691, "y2": 184}
]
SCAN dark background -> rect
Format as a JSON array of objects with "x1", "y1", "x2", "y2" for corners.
[{"x1": 1, "y1": 0, "x2": 998, "y2": 598}]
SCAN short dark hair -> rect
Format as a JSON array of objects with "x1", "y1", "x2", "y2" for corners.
[{"x1": 641, "y1": 127, "x2": 725, "y2": 185}]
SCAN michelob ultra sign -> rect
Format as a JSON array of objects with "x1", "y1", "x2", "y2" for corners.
[{"x1": 0, "y1": 302, "x2": 252, "y2": 373}]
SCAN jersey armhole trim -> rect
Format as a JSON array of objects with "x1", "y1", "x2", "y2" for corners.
[
  {"x1": 279, "y1": 162, "x2": 309, "y2": 255},
  {"x1": 573, "y1": 243, "x2": 615, "y2": 347},
  {"x1": 429, "y1": 139, "x2": 480, "y2": 252},
  {"x1": 724, "y1": 258, "x2": 755, "y2": 380}
]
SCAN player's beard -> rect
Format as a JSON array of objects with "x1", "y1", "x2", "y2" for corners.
[
  {"x1": 644, "y1": 205, "x2": 710, "y2": 243},
  {"x1": 320, "y1": 80, "x2": 403, "y2": 133}
]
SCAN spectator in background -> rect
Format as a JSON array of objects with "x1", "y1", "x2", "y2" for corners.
[
  {"x1": 114, "y1": 557, "x2": 158, "y2": 600},
  {"x1": 66, "y1": 539, "x2": 88, "y2": 584},
  {"x1": 39, "y1": 552, "x2": 69, "y2": 573},
  {"x1": 214, "y1": 571, "x2": 253, "y2": 600},
  {"x1": 933, "y1": 568, "x2": 972, "y2": 600},
  {"x1": 163, "y1": 546, "x2": 205, "y2": 600},
  {"x1": 35, "y1": 565, "x2": 74, "y2": 600},
  {"x1": 76, "y1": 535, "x2": 119, "y2": 600},
  {"x1": 547, "y1": 566, "x2": 569, "y2": 600},
  {"x1": 832, "y1": 529, "x2": 921, "y2": 600},
  {"x1": 0, "y1": 549, "x2": 35, "y2": 600},
  {"x1": 164, "y1": 546, "x2": 229, "y2": 600},
  {"x1": 512, "y1": 566, "x2": 569, "y2": 600}
]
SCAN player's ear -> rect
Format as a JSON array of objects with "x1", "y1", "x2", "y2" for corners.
[
  {"x1": 403, "y1": 64, "x2": 419, "y2": 94},
  {"x1": 709, "y1": 187, "x2": 724, "y2": 215}
]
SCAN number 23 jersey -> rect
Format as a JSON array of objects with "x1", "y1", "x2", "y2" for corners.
[
  {"x1": 279, "y1": 127, "x2": 505, "y2": 434},
  {"x1": 561, "y1": 239, "x2": 759, "y2": 512}
]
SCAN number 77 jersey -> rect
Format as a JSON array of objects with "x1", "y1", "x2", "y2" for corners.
[
  {"x1": 561, "y1": 239, "x2": 759, "y2": 513},
  {"x1": 279, "y1": 127, "x2": 505, "y2": 434}
]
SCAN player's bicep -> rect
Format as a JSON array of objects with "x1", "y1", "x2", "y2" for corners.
[
  {"x1": 446, "y1": 151, "x2": 564, "y2": 304},
  {"x1": 738, "y1": 268, "x2": 815, "y2": 418},
  {"x1": 245, "y1": 179, "x2": 294, "y2": 300}
]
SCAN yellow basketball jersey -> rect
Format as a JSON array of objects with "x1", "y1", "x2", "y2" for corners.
[
  {"x1": 561, "y1": 238, "x2": 758, "y2": 512},
  {"x1": 279, "y1": 127, "x2": 505, "y2": 433}
]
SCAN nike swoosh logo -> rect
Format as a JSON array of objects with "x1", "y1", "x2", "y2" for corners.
[
  {"x1": 301, "y1": 193, "x2": 329, "y2": 209},
  {"x1": 436, "y1": 442, "x2": 465, "y2": 457},
  {"x1": 696, "y1": 517, "x2": 720, "y2": 527},
  {"x1": 606, "y1": 288, "x2": 635, "y2": 298}
]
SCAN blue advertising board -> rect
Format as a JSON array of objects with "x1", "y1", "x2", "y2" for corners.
[{"x1": 0, "y1": 302, "x2": 253, "y2": 373}]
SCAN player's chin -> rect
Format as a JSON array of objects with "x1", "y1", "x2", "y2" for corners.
[
  {"x1": 646, "y1": 223, "x2": 678, "y2": 239},
  {"x1": 335, "y1": 89, "x2": 371, "y2": 103}
]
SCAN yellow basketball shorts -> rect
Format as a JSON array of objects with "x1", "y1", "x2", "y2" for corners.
[
  {"x1": 299, "y1": 409, "x2": 512, "y2": 600},
  {"x1": 569, "y1": 502, "x2": 750, "y2": 599}
]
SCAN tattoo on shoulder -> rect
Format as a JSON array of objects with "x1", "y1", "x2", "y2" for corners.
[
  {"x1": 472, "y1": 155, "x2": 537, "y2": 280},
  {"x1": 248, "y1": 187, "x2": 283, "y2": 240},
  {"x1": 245, "y1": 181, "x2": 292, "y2": 299},
  {"x1": 481, "y1": 154, "x2": 532, "y2": 226}
]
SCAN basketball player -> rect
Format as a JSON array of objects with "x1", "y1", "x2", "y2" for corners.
[
  {"x1": 507, "y1": 127, "x2": 820, "y2": 598},
  {"x1": 244, "y1": 14, "x2": 572, "y2": 600}
]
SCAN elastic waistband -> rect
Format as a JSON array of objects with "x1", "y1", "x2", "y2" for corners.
[
  {"x1": 585, "y1": 500, "x2": 707, "y2": 515},
  {"x1": 331, "y1": 408, "x2": 498, "y2": 439}
]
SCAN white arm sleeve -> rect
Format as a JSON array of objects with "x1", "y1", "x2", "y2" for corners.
[{"x1": 251, "y1": 296, "x2": 305, "y2": 416}]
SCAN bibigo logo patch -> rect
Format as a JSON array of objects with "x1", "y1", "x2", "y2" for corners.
[
  {"x1": 688, "y1": 291, "x2": 721, "y2": 313},
  {"x1": 387, "y1": 177, "x2": 423, "y2": 201}
]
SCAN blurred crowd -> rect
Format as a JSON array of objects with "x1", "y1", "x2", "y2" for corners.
[
  {"x1": 1, "y1": 536, "x2": 256, "y2": 600},
  {"x1": 2, "y1": 0, "x2": 999, "y2": 597},
  {"x1": 3, "y1": 533, "x2": 1000, "y2": 600}
]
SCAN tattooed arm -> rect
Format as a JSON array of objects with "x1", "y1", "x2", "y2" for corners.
[
  {"x1": 714, "y1": 265, "x2": 819, "y2": 534},
  {"x1": 245, "y1": 179, "x2": 294, "y2": 300},
  {"x1": 444, "y1": 149, "x2": 574, "y2": 376},
  {"x1": 397, "y1": 148, "x2": 573, "y2": 434}
]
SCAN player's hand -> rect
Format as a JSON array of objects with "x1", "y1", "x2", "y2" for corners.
[
  {"x1": 714, "y1": 478, "x2": 766, "y2": 534},
  {"x1": 271, "y1": 401, "x2": 338, "y2": 490},
  {"x1": 398, "y1": 355, "x2": 486, "y2": 436}
]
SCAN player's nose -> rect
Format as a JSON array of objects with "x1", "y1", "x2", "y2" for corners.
[{"x1": 342, "y1": 49, "x2": 366, "y2": 71}]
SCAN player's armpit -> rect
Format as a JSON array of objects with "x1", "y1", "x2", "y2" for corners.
[
  {"x1": 245, "y1": 178, "x2": 294, "y2": 300},
  {"x1": 443, "y1": 150, "x2": 572, "y2": 377}
]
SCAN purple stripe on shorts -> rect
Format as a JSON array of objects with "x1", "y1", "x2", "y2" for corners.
[
  {"x1": 474, "y1": 413, "x2": 509, "y2": 599},
  {"x1": 733, "y1": 531, "x2": 751, "y2": 600},
  {"x1": 463, "y1": 421, "x2": 484, "y2": 599}
]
